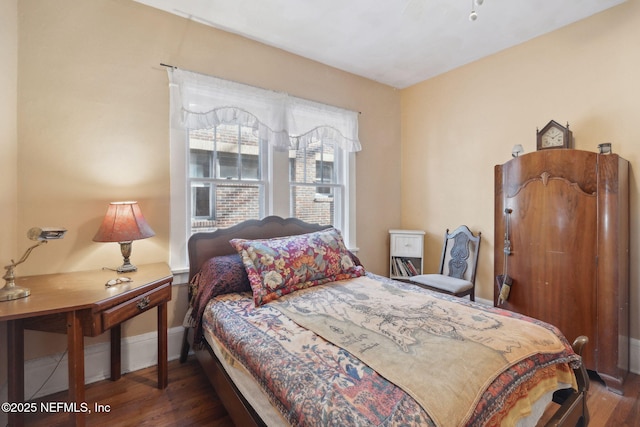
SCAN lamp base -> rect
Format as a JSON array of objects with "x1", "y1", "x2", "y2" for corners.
[
  {"x1": 117, "y1": 241, "x2": 138, "y2": 273},
  {"x1": 0, "y1": 284, "x2": 31, "y2": 302},
  {"x1": 117, "y1": 262, "x2": 138, "y2": 273}
]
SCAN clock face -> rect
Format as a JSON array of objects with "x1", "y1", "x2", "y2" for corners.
[{"x1": 541, "y1": 127, "x2": 564, "y2": 148}]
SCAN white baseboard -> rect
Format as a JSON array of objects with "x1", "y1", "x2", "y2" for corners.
[
  {"x1": 631, "y1": 337, "x2": 640, "y2": 374},
  {"x1": 0, "y1": 326, "x2": 185, "y2": 403}
]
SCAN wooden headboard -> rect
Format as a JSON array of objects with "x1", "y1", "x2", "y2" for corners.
[{"x1": 187, "y1": 216, "x2": 332, "y2": 282}]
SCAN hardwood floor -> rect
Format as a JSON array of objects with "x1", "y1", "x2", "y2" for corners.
[
  {"x1": 24, "y1": 358, "x2": 640, "y2": 426},
  {"x1": 24, "y1": 358, "x2": 234, "y2": 427},
  {"x1": 581, "y1": 372, "x2": 640, "y2": 426}
]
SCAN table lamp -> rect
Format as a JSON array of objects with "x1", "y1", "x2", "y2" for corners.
[
  {"x1": 93, "y1": 201, "x2": 155, "y2": 273},
  {"x1": 1, "y1": 227, "x2": 67, "y2": 301}
]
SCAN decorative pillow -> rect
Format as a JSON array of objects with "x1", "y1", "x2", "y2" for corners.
[
  {"x1": 192, "y1": 253, "x2": 251, "y2": 297},
  {"x1": 230, "y1": 227, "x2": 366, "y2": 306},
  {"x1": 188, "y1": 254, "x2": 251, "y2": 346}
]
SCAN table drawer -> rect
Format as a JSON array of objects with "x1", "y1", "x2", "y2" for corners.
[
  {"x1": 391, "y1": 234, "x2": 423, "y2": 257},
  {"x1": 102, "y1": 283, "x2": 171, "y2": 330}
]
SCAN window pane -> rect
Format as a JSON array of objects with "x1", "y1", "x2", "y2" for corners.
[
  {"x1": 316, "y1": 145, "x2": 335, "y2": 185},
  {"x1": 192, "y1": 183, "x2": 212, "y2": 218},
  {"x1": 290, "y1": 138, "x2": 338, "y2": 226},
  {"x1": 218, "y1": 151, "x2": 238, "y2": 179},
  {"x1": 212, "y1": 124, "x2": 261, "y2": 180},
  {"x1": 240, "y1": 125, "x2": 260, "y2": 180},
  {"x1": 190, "y1": 125, "x2": 261, "y2": 180},
  {"x1": 289, "y1": 140, "x2": 335, "y2": 184},
  {"x1": 190, "y1": 182, "x2": 263, "y2": 233},
  {"x1": 291, "y1": 185, "x2": 338, "y2": 226},
  {"x1": 214, "y1": 183, "x2": 262, "y2": 229},
  {"x1": 315, "y1": 157, "x2": 334, "y2": 196},
  {"x1": 188, "y1": 123, "x2": 264, "y2": 233},
  {"x1": 189, "y1": 150, "x2": 213, "y2": 179}
]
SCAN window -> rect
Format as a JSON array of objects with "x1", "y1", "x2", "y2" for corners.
[
  {"x1": 188, "y1": 125, "x2": 264, "y2": 232},
  {"x1": 168, "y1": 69, "x2": 361, "y2": 272},
  {"x1": 188, "y1": 130, "x2": 342, "y2": 234}
]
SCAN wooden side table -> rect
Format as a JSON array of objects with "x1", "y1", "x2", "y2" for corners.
[{"x1": 0, "y1": 262, "x2": 173, "y2": 427}]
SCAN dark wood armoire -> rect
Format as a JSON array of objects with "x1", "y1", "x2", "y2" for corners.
[{"x1": 494, "y1": 149, "x2": 629, "y2": 394}]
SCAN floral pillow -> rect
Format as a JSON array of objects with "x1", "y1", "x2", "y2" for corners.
[{"x1": 230, "y1": 227, "x2": 366, "y2": 306}]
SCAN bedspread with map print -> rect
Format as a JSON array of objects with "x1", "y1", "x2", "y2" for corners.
[
  {"x1": 270, "y1": 274, "x2": 579, "y2": 426},
  {"x1": 203, "y1": 273, "x2": 579, "y2": 426}
]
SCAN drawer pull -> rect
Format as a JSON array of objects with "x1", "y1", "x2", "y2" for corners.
[{"x1": 137, "y1": 296, "x2": 151, "y2": 310}]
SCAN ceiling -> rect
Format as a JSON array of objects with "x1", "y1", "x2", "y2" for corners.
[{"x1": 135, "y1": 0, "x2": 626, "y2": 89}]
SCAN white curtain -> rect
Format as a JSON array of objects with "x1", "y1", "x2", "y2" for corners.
[{"x1": 168, "y1": 68, "x2": 362, "y2": 152}]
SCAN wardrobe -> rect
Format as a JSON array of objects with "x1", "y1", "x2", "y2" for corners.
[{"x1": 494, "y1": 149, "x2": 629, "y2": 394}]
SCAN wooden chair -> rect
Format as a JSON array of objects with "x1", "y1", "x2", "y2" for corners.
[{"x1": 410, "y1": 225, "x2": 481, "y2": 301}]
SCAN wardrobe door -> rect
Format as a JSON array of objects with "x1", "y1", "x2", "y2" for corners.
[{"x1": 512, "y1": 174, "x2": 596, "y2": 363}]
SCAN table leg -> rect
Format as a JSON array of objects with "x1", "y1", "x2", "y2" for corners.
[
  {"x1": 67, "y1": 311, "x2": 85, "y2": 427},
  {"x1": 110, "y1": 324, "x2": 121, "y2": 381},
  {"x1": 7, "y1": 319, "x2": 24, "y2": 427},
  {"x1": 157, "y1": 302, "x2": 168, "y2": 389}
]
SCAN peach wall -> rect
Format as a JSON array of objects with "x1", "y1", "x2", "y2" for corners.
[
  {"x1": 9, "y1": 0, "x2": 401, "y2": 359},
  {"x1": 401, "y1": 1, "x2": 640, "y2": 341},
  {"x1": 0, "y1": 0, "x2": 18, "y2": 391}
]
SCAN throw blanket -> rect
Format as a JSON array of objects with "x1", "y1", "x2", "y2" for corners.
[{"x1": 270, "y1": 276, "x2": 573, "y2": 426}]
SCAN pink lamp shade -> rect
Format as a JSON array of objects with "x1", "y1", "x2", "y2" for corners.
[
  {"x1": 93, "y1": 201, "x2": 155, "y2": 272},
  {"x1": 93, "y1": 201, "x2": 155, "y2": 243}
]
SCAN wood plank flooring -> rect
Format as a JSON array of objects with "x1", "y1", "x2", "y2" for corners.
[
  {"x1": 538, "y1": 371, "x2": 640, "y2": 427},
  {"x1": 24, "y1": 357, "x2": 640, "y2": 426},
  {"x1": 24, "y1": 357, "x2": 233, "y2": 427},
  {"x1": 582, "y1": 372, "x2": 640, "y2": 426}
]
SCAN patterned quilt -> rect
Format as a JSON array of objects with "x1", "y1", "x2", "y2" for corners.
[{"x1": 202, "y1": 273, "x2": 579, "y2": 427}]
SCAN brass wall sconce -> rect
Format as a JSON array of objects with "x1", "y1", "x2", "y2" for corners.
[{"x1": 1, "y1": 227, "x2": 67, "y2": 301}]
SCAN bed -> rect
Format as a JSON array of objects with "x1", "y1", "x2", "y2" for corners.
[{"x1": 180, "y1": 216, "x2": 589, "y2": 427}]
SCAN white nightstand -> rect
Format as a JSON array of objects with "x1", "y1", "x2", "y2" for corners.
[{"x1": 389, "y1": 229, "x2": 425, "y2": 280}]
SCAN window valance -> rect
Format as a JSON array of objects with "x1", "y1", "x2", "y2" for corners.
[{"x1": 168, "y1": 69, "x2": 362, "y2": 152}]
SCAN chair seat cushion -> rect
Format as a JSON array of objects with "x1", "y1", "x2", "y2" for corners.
[{"x1": 410, "y1": 274, "x2": 473, "y2": 294}]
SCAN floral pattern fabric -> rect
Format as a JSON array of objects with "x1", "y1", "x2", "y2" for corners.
[
  {"x1": 204, "y1": 292, "x2": 432, "y2": 427},
  {"x1": 188, "y1": 254, "x2": 251, "y2": 347},
  {"x1": 230, "y1": 228, "x2": 365, "y2": 306}
]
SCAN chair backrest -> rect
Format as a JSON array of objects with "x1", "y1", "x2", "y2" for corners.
[{"x1": 438, "y1": 225, "x2": 481, "y2": 284}]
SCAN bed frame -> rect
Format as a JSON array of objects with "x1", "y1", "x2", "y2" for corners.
[{"x1": 179, "y1": 216, "x2": 590, "y2": 427}]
